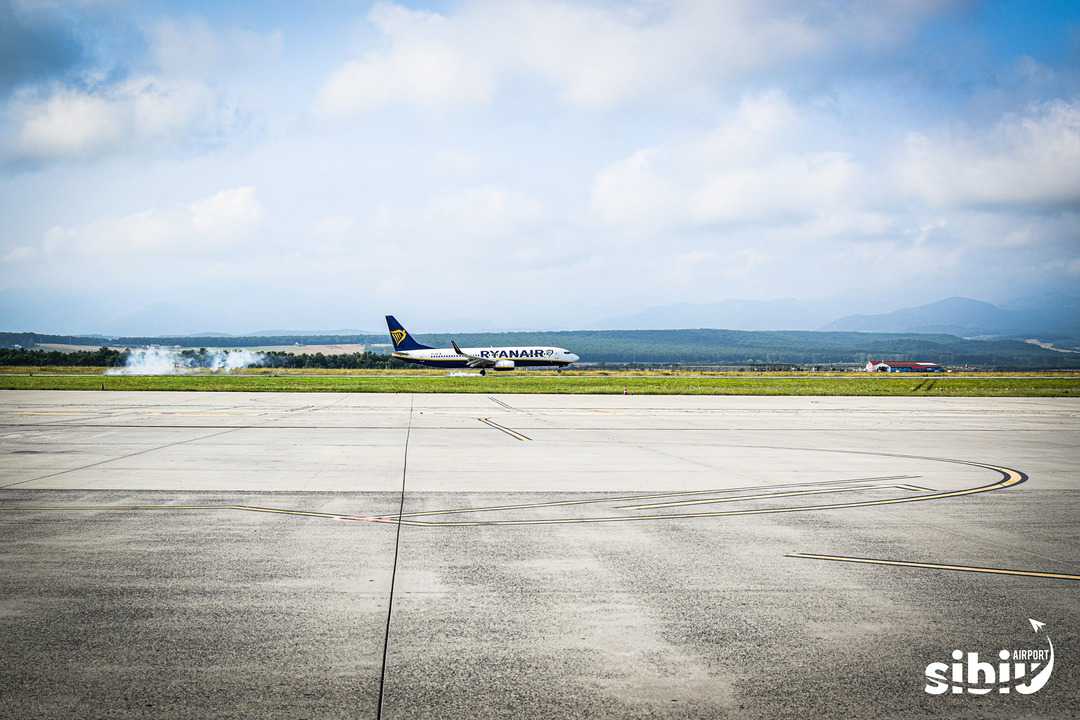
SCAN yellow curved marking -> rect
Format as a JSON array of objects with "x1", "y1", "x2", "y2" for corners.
[
  {"x1": 620, "y1": 484, "x2": 885, "y2": 510},
  {"x1": 787, "y1": 553, "x2": 1080, "y2": 582},
  {"x1": 385, "y1": 458, "x2": 1025, "y2": 526},
  {"x1": 362, "y1": 474, "x2": 920, "y2": 521},
  {"x1": 0, "y1": 455, "x2": 1026, "y2": 528}
]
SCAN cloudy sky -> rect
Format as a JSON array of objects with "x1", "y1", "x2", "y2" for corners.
[{"x1": 1, "y1": 0, "x2": 1078, "y2": 334}]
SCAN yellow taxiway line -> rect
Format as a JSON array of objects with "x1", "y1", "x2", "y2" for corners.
[
  {"x1": 787, "y1": 552, "x2": 1080, "y2": 581},
  {"x1": 368, "y1": 474, "x2": 921, "y2": 521},
  {"x1": 375, "y1": 459, "x2": 1023, "y2": 526},
  {"x1": 620, "y1": 484, "x2": 901, "y2": 510},
  {"x1": 0, "y1": 454, "x2": 1026, "y2": 529},
  {"x1": 383, "y1": 459, "x2": 1025, "y2": 526}
]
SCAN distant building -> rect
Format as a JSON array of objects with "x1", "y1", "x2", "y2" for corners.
[{"x1": 866, "y1": 359, "x2": 943, "y2": 373}]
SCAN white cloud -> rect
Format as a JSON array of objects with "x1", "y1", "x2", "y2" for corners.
[
  {"x1": 494, "y1": 1, "x2": 825, "y2": 108},
  {"x1": 591, "y1": 91, "x2": 865, "y2": 229},
  {"x1": 40, "y1": 186, "x2": 263, "y2": 257},
  {"x1": 3, "y1": 16, "x2": 281, "y2": 164},
  {"x1": 359, "y1": 185, "x2": 544, "y2": 245},
  {"x1": 896, "y1": 99, "x2": 1080, "y2": 208},
  {"x1": 591, "y1": 148, "x2": 681, "y2": 227},
  {"x1": 430, "y1": 148, "x2": 483, "y2": 178},
  {"x1": 657, "y1": 247, "x2": 773, "y2": 290},
  {"x1": 7, "y1": 76, "x2": 227, "y2": 162},
  {"x1": 1, "y1": 245, "x2": 37, "y2": 263},
  {"x1": 11, "y1": 88, "x2": 125, "y2": 159},
  {"x1": 189, "y1": 186, "x2": 262, "y2": 236},
  {"x1": 689, "y1": 152, "x2": 858, "y2": 224},
  {"x1": 314, "y1": 215, "x2": 356, "y2": 237},
  {"x1": 424, "y1": 186, "x2": 543, "y2": 236},
  {"x1": 148, "y1": 18, "x2": 283, "y2": 80},
  {"x1": 318, "y1": 0, "x2": 950, "y2": 116},
  {"x1": 318, "y1": 4, "x2": 492, "y2": 116}
]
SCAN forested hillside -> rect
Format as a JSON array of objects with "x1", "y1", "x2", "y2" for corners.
[{"x1": 2, "y1": 329, "x2": 1076, "y2": 368}]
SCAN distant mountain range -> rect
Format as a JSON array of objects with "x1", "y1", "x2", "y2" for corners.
[
  {"x1": 595, "y1": 293, "x2": 1080, "y2": 341},
  {"x1": 823, "y1": 294, "x2": 1080, "y2": 338}
]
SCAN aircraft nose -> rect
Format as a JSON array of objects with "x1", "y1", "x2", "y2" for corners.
[{"x1": 568, "y1": 353, "x2": 580, "y2": 362}]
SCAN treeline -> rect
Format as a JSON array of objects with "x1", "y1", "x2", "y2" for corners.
[
  {"x1": 0, "y1": 347, "x2": 408, "y2": 370},
  {"x1": 167, "y1": 349, "x2": 408, "y2": 370},
  {"x1": 259, "y1": 351, "x2": 407, "y2": 369},
  {"x1": 0, "y1": 347, "x2": 128, "y2": 366}
]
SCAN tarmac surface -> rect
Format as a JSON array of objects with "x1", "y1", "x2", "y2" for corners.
[{"x1": 1, "y1": 391, "x2": 1078, "y2": 719}]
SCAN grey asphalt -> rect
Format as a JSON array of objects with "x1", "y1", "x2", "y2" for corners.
[{"x1": 1, "y1": 391, "x2": 1077, "y2": 718}]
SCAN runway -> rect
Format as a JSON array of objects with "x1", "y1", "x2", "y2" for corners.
[{"x1": 1, "y1": 391, "x2": 1078, "y2": 718}]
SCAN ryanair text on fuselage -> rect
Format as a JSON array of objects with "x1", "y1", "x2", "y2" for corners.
[{"x1": 386, "y1": 315, "x2": 579, "y2": 372}]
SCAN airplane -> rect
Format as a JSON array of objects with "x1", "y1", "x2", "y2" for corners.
[{"x1": 386, "y1": 315, "x2": 579, "y2": 373}]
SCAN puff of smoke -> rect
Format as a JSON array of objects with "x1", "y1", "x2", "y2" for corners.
[
  {"x1": 207, "y1": 349, "x2": 265, "y2": 372},
  {"x1": 107, "y1": 347, "x2": 267, "y2": 375}
]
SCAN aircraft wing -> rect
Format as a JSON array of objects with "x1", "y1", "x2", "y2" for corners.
[{"x1": 451, "y1": 340, "x2": 496, "y2": 368}]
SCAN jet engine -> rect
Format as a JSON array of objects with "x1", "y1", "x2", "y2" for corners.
[{"x1": 494, "y1": 359, "x2": 515, "y2": 371}]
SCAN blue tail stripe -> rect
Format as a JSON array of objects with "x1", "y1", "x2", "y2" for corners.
[{"x1": 385, "y1": 316, "x2": 432, "y2": 351}]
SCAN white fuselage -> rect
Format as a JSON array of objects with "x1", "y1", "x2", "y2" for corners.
[{"x1": 393, "y1": 346, "x2": 579, "y2": 369}]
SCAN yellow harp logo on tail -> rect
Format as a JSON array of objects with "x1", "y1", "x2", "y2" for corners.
[{"x1": 390, "y1": 329, "x2": 408, "y2": 345}]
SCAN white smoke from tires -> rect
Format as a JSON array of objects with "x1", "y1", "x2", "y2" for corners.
[{"x1": 106, "y1": 348, "x2": 266, "y2": 375}]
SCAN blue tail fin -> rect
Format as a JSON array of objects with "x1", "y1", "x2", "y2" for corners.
[{"x1": 385, "y1": 316, "x2": 431, "y2": 351}]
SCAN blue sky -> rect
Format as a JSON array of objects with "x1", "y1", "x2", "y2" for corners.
[{"x1": 1, "y1": 0, "x2": 1078, "y2": 334}]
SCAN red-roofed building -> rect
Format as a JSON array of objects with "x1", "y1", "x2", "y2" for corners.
[{"x1": 866, "y1": 359, "x2": 943, "y2": 373}]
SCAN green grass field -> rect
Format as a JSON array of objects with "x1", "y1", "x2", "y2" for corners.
[{"x1": 0, "y1": 371, "x2": 1077, "y2": 396}]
